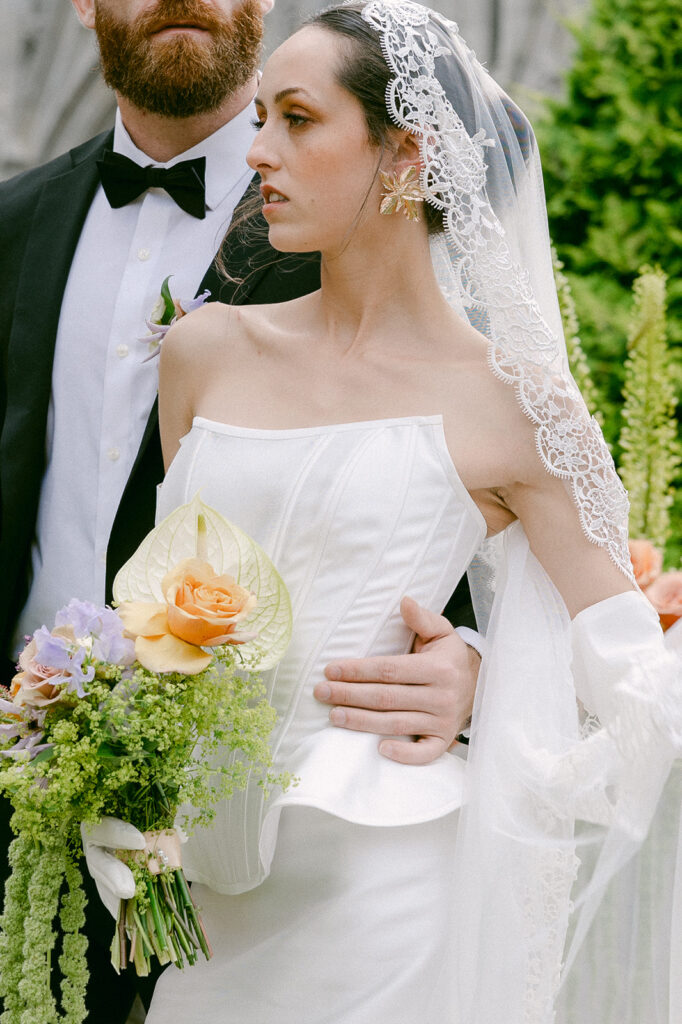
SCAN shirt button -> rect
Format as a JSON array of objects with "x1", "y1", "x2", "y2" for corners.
[
  {"x1": 108, "y1": 447, "x2": 120, "y2": 462},
  {"x1": 116, "y1": 344, "x2": 129, "y2": 359},
  {"x1": 137, "y1": 248, "x2": 151, "y2": 261}
]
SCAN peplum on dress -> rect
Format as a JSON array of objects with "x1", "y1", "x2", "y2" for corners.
[{"x1": 145, "y1": 414, "x2": 486, "y2": 1024}]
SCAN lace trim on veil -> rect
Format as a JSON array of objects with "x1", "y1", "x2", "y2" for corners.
[{"x1": 361, "y1": 0, "x2": 634, "y2": 582}]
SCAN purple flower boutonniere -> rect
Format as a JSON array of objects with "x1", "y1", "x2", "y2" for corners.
[{"x1": 140, "y1": 275, "x2": 210, "y2": 361}]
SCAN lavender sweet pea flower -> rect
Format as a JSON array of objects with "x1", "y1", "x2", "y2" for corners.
[
  {"x1": 55, "y1": 598, "x2": 103, "y2": 637},
  {"x1": 24, "y1": 731, "x2": 50, "y2": 756},
  {"x1": 33, "y1": 625, "x2": 76, "y2": 665},
  {"x1": 93, "y1": 623, "x2": 136, "y2": 667},
  {"x1": 0, "y1": 692, "x2": 52, "y2": 758},
  {"x1": 31, "y1": 626, "x2": 94, "y2": 698},
  {"x1": 0, "y1": 730, "x2": 52, "y2": 761},
  {"x1": 0, "y1": 699, "x2": 46, "y2": 731},
  {"x1": 140, "y1": 318, "x2": 172, "y2": 361},
  {"x1": 175, "y1": 291, "x2": 211, "y2": 316},
  {"x1": 54, "y1": 599, "x2": 135, "y2": 667},
  {"x1": 0, "y1": 697, "x2": 20, "y2": 717}
]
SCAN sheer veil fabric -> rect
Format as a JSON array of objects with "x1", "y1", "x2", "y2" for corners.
[{"x1": 355, "y1": 1, "x2": 682, "y2": 1018}]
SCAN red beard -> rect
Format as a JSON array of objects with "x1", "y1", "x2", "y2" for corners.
[{"x1": 95, "y1": 0, "x2": 264, "y2": 117}]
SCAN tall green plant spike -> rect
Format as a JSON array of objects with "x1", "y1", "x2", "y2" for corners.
[
  {"x1": 538, "y1": 0, "x2": 682, "y2": 471},
  {"x1": 618, "y1": 267, "x2": 680, "y2": 548},
  {"x1": 552, "y1": 247, "x2": 602, "y2": 422}
]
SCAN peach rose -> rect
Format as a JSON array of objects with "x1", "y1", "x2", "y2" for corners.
[
  {"x1": 644, "y1": 571, "x2": 682, "y2": 631},
  {"x1": 163, "y1": 558, "x2": 256, "y2": 646},
  {"x1": 628, "y1": 539, "x2": 663, "y2": 589},
  {"x1": 11, "y1": 635, "x2": 70, "y2": 709},
  {"x1": 117, "y1": 558, "x2": 257, "y2": 675}
]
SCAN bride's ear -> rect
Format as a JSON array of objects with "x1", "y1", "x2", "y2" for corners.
[{"x1": 385, "y1": 129, "x2": 423, "y2": 177}]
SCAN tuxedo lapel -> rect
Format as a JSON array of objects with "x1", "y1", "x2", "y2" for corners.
[{"x1": 3, "y1": 140, "x2": 109, "y2": 469}]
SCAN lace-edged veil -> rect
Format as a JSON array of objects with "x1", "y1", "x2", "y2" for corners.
[
  {"x1": 349, "y1": 2, "x2": 682, "y2": 1019},
  {"x1": 360, "y1": 0, "x2": 632, "y2": 576}
]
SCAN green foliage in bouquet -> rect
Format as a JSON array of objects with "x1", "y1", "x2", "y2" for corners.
[
  {"x1": 619, "y1": 268, "x2": 681, "y2": 552},
  {"x1": 0, "y1": 651, "x2": 280, "y2": 1024},
  {"x1": 537, "y1": 0, "x2": 682, "y2": 442}
]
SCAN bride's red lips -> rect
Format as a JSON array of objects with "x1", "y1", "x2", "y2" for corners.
[{"x1": 260, "y1": 185, "x2": 290, "y2": 203}]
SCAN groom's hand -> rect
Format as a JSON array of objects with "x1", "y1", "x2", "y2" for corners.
[{"x1": 313, "y1": 596, "x2": 480, "y2": 765}]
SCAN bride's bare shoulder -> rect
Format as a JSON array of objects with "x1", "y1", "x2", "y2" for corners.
[
  {"x1": 160, "y1": 293, "x2": 315, "y2": 365},
  {"x1": 442, "y1": 322, "x2": 545, "y2": 484}
]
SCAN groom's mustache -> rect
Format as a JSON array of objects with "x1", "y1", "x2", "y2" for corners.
[{"x1": 131, "y1": 0, "x2": 233, "y2": 39}]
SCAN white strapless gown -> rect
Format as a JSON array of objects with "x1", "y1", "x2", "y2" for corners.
[{"x1": 146, "y1": 415, "x2": 486, "y2": 1024}]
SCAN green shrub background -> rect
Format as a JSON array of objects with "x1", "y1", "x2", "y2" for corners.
[{"x1": 536, "y1": 0, "x2": 682, "y2": 554}]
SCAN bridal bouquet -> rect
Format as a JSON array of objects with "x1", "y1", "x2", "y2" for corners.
[{"x1": 0, "y1": 497, "x2": 292, "y2": 1024}]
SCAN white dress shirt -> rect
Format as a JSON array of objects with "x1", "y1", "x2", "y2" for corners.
[{"x1": 14, "y1": 104, "x2": 257, "y2": 654}]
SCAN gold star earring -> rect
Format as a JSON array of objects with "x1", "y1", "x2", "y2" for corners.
[{"x1": 379, "y1": 166, "x2": 424, "y2": 222}]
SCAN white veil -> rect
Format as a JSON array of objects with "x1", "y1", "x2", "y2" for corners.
[{"x1": 353, "y1": 2, "x2": 682, "y2": 1019}]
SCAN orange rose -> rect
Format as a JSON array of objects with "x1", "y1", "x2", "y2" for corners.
[
  {"x1": 644, "y1": 571, "x2": 682, "y2": 631},
  {"x1": 117, "y1": 558, "x2": 256, "y2": 675},
  {"x1": 163, "y1": 558, "x2": 256, "y2": 646},
  {"x1": 628, "y1": 539, "x2": 663, "y2": 589}
]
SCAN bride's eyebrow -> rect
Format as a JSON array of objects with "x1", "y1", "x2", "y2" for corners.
[
  {"x1": 274, "y1": 87, "x2": 313, "y2": 103},
  {"x1": 254, "y1": 86, "x2": 316, "y2": 110}
]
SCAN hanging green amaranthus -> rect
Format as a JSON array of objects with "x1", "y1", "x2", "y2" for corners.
[{"x1": 618, "y1": 267, "x2": 679, "y2": 548}]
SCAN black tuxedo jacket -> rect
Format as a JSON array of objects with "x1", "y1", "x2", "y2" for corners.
[{"x1": 0, "y1": 130, "x2": 321, "y2": 680}]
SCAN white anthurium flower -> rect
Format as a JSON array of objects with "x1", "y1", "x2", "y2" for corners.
[{"x1": 113, "y1": 495, "x2": 293, "y2": 672}]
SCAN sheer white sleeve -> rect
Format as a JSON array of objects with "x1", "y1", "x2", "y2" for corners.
[{"x1": 452, "y1": 524, "x2": 681, "y2": 1022}]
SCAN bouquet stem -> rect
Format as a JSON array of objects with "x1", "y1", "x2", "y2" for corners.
[{"x1": 111, "y1": 865, "x2": 210, "y2": 976}]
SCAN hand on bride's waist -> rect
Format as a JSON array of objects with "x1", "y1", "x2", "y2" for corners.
[{"x1": 313, "y1": 596, "x2": 480, "y2": 766}]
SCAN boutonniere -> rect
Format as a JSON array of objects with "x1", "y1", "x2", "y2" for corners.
[{"x1": 140, "y1": 276, "x2": 210, "y2": 361}]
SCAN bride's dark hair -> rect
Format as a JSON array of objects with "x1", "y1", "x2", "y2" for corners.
[
  {"x1": 217, "y1": 0, "x2": 447, "y2": 285},
  {"x1": 308, "y1": 2, "x2": 443, "y2": 234}
]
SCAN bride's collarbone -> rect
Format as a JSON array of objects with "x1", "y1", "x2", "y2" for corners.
[{"x1": 194, "y1": 313, "x2": 508, "y2": 441}]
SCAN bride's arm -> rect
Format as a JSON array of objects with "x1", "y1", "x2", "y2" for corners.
[
  {"x1": 463, "y1": 364, "x2": 637, "y2": 616},
  {"x1": 498, "y1": 467, "x2": 636, "y2": 616}
]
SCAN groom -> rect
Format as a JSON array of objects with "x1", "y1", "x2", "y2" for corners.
[{"x1": 0, "y1": 0, "x2": 480, "y2": 1018}]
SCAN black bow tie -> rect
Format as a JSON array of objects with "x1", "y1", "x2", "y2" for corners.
[{"x1": 97, "y1": 151, "x2": 207, "y2": 219}]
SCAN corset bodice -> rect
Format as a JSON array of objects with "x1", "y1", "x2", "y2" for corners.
[{"x1": 157, "y1": 415, "x2": 486, "y2": 892}]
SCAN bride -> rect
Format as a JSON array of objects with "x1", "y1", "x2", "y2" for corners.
[{"x1": 95, "y1": 2, "x2": 681, "y2": 1020}]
